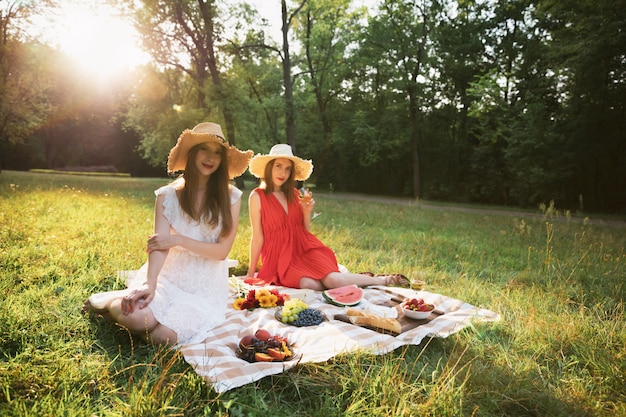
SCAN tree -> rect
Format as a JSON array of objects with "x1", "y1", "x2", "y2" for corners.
[
  {"x1": 0, "y1": 1, "x2": 53, "y2": 172},
  {"x1": 124, "y1": 64, "x2": 206, "y2": 170},
  {"x1": 429, "y1": 0, "x2": 490, "y2": 201},
  {"x1": 223, "y1": 22, "x2": 285, "y2": 149},
  {"x1": 280, "y1": 0, "x2": 307, "y2": 150},
  {"x1": 532, "y1": 0, "x2": 626, "y2": 211},
  {"x1": 126, "y1": 0, "x2": 248, "y2": 184},
  {"x1": 227, "y1": 0, "x2": 306, "y2": 151},
  {"x1": 356, "y1": 0, "x2": 437, "y2": 197},
  {"x1": 295, "y1": 0, "x2": 365, "y2": 185}
]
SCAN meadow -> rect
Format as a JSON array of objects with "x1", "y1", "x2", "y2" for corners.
[{"x1": 0, "y1": 170, "x2": 624, "y2": 416}]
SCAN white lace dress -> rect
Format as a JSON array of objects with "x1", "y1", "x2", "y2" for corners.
[{"x1": 125, "y1": 180, "x2": 242, "y2": 346}]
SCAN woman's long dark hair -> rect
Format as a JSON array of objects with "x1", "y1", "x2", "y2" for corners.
[
  {"x1": 179, "y1": 143, "x2": 233, "y2": 237},
  {"x1": 262, "y1": 159, "x2": 296, "y2": 203}
]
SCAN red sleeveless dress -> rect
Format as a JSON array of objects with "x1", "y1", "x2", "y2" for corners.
[{"x1": 250, "y1": 187, "x2": 339, "y2": 288}]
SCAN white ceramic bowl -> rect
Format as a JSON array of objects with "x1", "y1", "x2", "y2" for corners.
[{"x1": 402, "y1": 305, "x2": 435, "y2": 320}]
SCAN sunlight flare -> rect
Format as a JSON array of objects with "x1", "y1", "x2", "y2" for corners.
[{"x1": 50, "y1": 1, "x2": 148, "y2": 81}]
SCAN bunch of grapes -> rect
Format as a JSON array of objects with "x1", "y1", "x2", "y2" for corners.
[
  {"x1": 292, "y1": 308, "x2": 324, "y2": 327},
  {"x1": 281, "y1": 299, "x2": 308, "y2": 323}
]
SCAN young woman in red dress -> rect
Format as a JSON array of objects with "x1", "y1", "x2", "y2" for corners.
[{"x1": 244, "y1": 144, "x2": 411, "y2": 290}]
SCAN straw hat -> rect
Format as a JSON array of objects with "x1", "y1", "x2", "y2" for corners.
[
  {"x1": 167, "y1": 122, "x2": 253, "y2": 179},
  {"x1": 248, "y1": 144, "x2": 313, "y2": 181}
]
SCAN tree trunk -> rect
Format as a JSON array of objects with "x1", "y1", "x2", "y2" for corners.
[
  {"x1": 408, "y1": 84, "x2": 421, "y2": 199},
  {"x1": 198, "y1": 0, "x2": 245, "y2": 188},
  {"x1": 281, "y1": 0, "x2": 296, "y2": 151},
  {"x1": 407, "y1": 2, "x2": 429, "y2": 199}
]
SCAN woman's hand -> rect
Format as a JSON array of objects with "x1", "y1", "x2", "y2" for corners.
[
  {"x1": 147, "y1": 233, "x2": 180, "y2": 253},
  {"x1": 121, "y1": 284, "x2": 155, "y2": 314},
  {"x1": 300, "y1": 190, "x2": 315, "y2": 216}
]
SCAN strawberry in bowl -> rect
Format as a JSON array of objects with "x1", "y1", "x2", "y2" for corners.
[{"x1": 401, "y1": 298, "x2": 435, "y2": 320}]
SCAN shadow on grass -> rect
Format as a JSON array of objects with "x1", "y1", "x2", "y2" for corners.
[
  {"x1": 407, "y1": 326, "x2": 597, "y2": 417},
  {"x1": 83, "y1": 315, "x2": 218, "y2": 413}
]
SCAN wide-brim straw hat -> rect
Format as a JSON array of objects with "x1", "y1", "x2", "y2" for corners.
[
  {"x1": 167, "y1": 122, "x2": 253, "y2": 179},
  {"x1": 248, "y1": 144, "x2": 313, "y2": 181}
]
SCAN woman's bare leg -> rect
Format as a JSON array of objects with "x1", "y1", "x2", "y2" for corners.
[
  {"x1": 299, "y1": 277, "x2": 326, "y2": 290},
  {"x1": 321, "y1": 272, "x2": 388, "y2": 288},
  {"x1": 85, "y1": 294, "x2": 178, "y2": 345},
  {"x1": 82, "y1": 289, "x2": 131, "y2": 317},
  {"x1": 145, "y1": 324, "x2": 178, "y2": 345},
  {"x1": 299, "y1": 272, "x2": 411, "y2": 290}
]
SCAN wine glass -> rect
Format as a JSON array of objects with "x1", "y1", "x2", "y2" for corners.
[{"x1": 299, "y1": 187, "x2": 321, "y2": 220}]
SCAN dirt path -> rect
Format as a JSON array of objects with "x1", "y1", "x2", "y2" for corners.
[{"x1": 318, "y1": 191, "x2": 626, "y2": 229}]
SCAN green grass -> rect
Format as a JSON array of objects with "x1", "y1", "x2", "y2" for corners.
[
  {"x1": 1, "y1": 170, "x2": 624, "y2": 416},
  {"x1": 29, "y1": 169, "x2": 132, "y2": 177}
]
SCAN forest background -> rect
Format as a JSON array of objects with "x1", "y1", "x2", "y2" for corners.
[{"x1": 1, "y1": 0, "x2": 625, "y2": 214}]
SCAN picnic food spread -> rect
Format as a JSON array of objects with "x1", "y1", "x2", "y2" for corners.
[
  {"x1": 237, "y1": 329, "x2": 294, "y2": 363},
  {"x1": 183, "y1": 282, "x2": 501, "y2": 393}
]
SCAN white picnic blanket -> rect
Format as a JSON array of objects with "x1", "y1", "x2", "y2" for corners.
[{"x1": 179, "y1": 281, "x2": 500, "y2": 393}]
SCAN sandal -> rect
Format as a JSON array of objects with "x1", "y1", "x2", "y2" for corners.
[{"x1": 384, "y1": 274, "x2": 411, "y2": 288}]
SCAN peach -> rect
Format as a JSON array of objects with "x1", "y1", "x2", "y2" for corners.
[
  {"x1": 239, "y1": 334, "x2": 255, "y2": 350},
  {"x1": 254, "y1": 352, "x2": 274, "y2": 362},
  {"x1": 255, "y1": 329, "x2": 271, "y2": 342},
  {"x1": 267, "y1": 348, "x2": 286, "y2": 361}
]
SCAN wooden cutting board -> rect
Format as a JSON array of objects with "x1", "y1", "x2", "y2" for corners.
[{"x1": 333, "y1": 300, "x2": 444, "y2": 335}]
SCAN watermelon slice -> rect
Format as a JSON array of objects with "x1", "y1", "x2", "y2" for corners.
[{"x1": 322, "y1": 284, "x2": 363, "y2": 307}]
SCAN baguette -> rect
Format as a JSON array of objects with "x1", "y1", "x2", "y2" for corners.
[{"x1": 346, "y1": 309, "x2": 402, "y2": 334}]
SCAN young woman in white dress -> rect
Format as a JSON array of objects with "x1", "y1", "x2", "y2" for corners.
[{"x1": 83, "y1": 122, "x2": 252, "y2": 345}]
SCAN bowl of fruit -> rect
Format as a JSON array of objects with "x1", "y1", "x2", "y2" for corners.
[
  {"x1": 237, "y1": 329, "x2": 296, "y2": 363},
  {"x1": 401, "y1": 298, "x2": 436, "y2": 320},
  {"x1": 276, "y1": 299, "x2": 325, "y2": 327}
]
